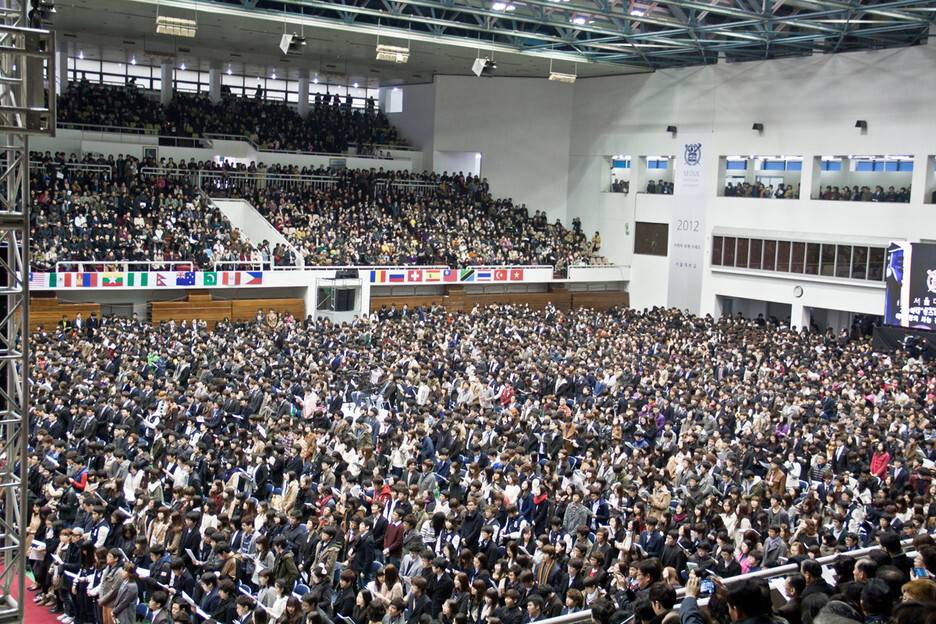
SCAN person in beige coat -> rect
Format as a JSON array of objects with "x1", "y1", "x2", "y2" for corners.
[{"x1": 649, "y1": 482, "x2": 672, "y2": 522}]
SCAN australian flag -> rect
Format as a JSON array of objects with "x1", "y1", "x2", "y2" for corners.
[{"x1": 176, "y1": 271, "x2": 196, "y2": 286}]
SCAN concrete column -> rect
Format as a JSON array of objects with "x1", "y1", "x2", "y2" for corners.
[
  {"x1": 790, "y1": 300, "x2": 810, "y2": 331},
  {"x1": 55, "y1": 33, "x2": 68, "y2": 95},
  {"x1": 297, "y1": 76, "x2": 310, "y2": 117},
  {"x1": 208, "y1": 67, "x2": 222, "y2": 104},
  {"x1": 160, "y1": 60, "x2": 173, "y2": 106}
]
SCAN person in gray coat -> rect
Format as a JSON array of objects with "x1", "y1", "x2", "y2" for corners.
[{"x1": 111, "y1": 563, "x2": 139, "y2": 624}]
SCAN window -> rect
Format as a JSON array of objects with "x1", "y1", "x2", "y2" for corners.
[
  {"x1": 835, "y1": 245, "x2": 852, "y2": 278},
  {"x1": 851, "y1": 246, "x2": 868, "y2": 280},
  {"x1": 647, "y1": 159, "x2": 669, "y2": 169},
  {"x1": 727, "y1": 160, "x2": 747, "y2": 170},
  {"x1": 712, "y1": 236, "x2": 723, "y2": 266},
  {"x1": 723, "y1": 237, "x2": 736, "y2": 267},
  {"x1": 791, "y1": 242, "x2": 806, "y2": 273},
  {"x1": 762, "y1": 160, "x2": 785, "y2": 171},
  {"x1": 634, "y1": 222, "x2": 668, "y2": 256},
  {"x1": 777, "y1": 241, "x2": 791, "y2": 272},
  {"x1": 749, "y1": 239, "x2": 762, "y2": 270},
  {"x1": 612, "y1": 159, "x2": 631, "y2": 169},
  {"x1": 735, "y1": 238, "x2": 749, "y2": 268},
  {"x1": 763, "y1": 240, "x2": 777, "y2": 271},
  {"x1": 805, "y1": 243, "x2": 820, "y2": 275},
  {"x1": 787, "y1": 161, "x2": 802, "y2": 171},
  {"x1": 820, "y1": 244, "x2": 835, "y2": 277},
  {"x1": 868, "y1": 247, "x2": 885, "y2": 281},
  {"x1": 820, "y1": 160, "x2": 841, "y2": 171}
]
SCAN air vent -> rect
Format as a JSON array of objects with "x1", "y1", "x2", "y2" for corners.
[
  {"x1": 230, "y1": 53, "x2": 242, "y2": 58},
  {"x1": 412, "y1": 74, "x2": 422, "y2": 78},
  {"x1": 325, "y1": 64, "x2": 337, "y2": 69},
  {"x1": 178, "y1": 46, "x2": 191, "y2": 53},
  {"x1": 370, "y1": 69, "x2": 380, "y2": 73},
  {"x1": 122, "y1": 40, "x2": 136, "y2": 45},
  {"x1": 63, "y1": 33, "x2": 77, "y2": 38}
]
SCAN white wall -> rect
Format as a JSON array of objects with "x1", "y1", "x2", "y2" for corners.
[
  {"x1": 388, "y1": 83, "x2": 437, "y2": 172},
  {"x1": 567, "y1": 44, "x2": 936, "y2": 314},
  {"x1": 434, "y1": 151, "x2": 481, "y2": 177},
  {"x1": 211, "y1": 198, "x2": 300, "y2": 264},
  {"x1": 431, "y1": 76, "x2": 574, "y2": 221}
]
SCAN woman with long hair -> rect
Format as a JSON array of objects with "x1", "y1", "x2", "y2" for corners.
[{"x1": 371, "y1": 564, "x2": 404, "y2": 607}]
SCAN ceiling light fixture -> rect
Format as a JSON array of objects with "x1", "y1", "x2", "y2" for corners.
[
  {"x1": 548, "y1": 71, "x2": 576, "y2": 83},
  {"x1": 375, "y1": 43, "x2": 410, "y2": 63},
  {"x1": 279, "y1": 33, "x2": 307, "y2": 55},
  {"x1": 180, "y1": 63, "x2": 186, "y2": 70},
  {"x1": 130, "y1": 57, "x2": 136, "y2": 65},
  {"x1": 156, "y1": 15, "x2": 197, "y2": 38},
  {"x1": 492, "y1": 2, "x2": 516, "y2": 11}
]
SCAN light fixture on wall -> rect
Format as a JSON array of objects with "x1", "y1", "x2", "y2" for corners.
[
  {"x1": 855, "y1": 119, "x2": 867, "y2": 131},
  {"x1": 752, "y1": 122, "x2": 764, "y2": 133},
  {"x1": 666, "y1": 125, "x2": 677, "y2": 136}
]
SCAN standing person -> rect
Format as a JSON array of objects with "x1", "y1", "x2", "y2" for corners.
[{"x1": 110, "y1": 563, "x2": 139, "y2": 624}]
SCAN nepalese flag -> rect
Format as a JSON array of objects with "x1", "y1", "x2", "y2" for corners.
[
  {"x1": 509, "y1": 268, "x2": 525, "y2": 281},
  {"x1": 176, "y1": 271, "x2": 196, "y2": 286},
  {"x1": 442, "y1": 269, "x2": 458, "y2": 282},
  {"x1": 493, "y1": 269, "x2": 509, "y2": 281},
  {"x1": 406, "y1": 268, "x2": 423, "y2": 282}
]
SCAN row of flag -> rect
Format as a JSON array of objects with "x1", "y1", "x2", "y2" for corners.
[
  {"x1": 369, "y1": 268, "x2": 526, "y2": 284},
  {"x1": 32, "y1": 271, "x2": 264, "y2": 289}
]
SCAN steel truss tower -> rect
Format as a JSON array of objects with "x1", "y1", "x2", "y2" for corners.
[{"x1": 0, "y1": 0, "x2": 53, "y2": 620}]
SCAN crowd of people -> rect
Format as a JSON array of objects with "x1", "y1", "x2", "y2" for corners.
[
  {"x1": 57, "y1": 80, "x2": 404, "y2": 156},
  {"x1": 723, "y1": 182, "x2": 800, "y2": 199},
  {"x1": 29, "y1": 152, "x2": 257, "y2": 272},
  {"x1": 818, "y1": 186, "x2": 911, "y2": 203},
  {"x1": 644, "y1": 181, "x2": 673, "y2": 195},
  {"x1": 21, "y1": 304, "x2": 936, "y2": 624},
  {"x1": 30, "y1": 152, "x2": 602, "y2": 271}
]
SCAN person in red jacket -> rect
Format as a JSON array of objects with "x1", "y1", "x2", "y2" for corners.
[{"x1": 870, "y1": 442, "x2": 891, "y2": 480}]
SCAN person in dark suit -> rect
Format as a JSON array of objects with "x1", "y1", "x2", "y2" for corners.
[
  {"x1": 210, "y1": 580, "x2": 238, "y2": 624},
  {"x1": 111, "y1": 563, "x2": 139, "y2": 624},
  {"x1": 427, "y1": 557, "x2": 454, "y2": 616},
  {"x1": 494, "y1": 589, "x2": 524, "y2": 624},
  {"x1": 169, "y1": 557, "x2": 196, "y2": 597},
  {"x1": 775, "y1": 574, "x2": 805, "y2": 624},
  {"x1": 560, "y1": 559, "x2": 585, "y2": 601},
  {"x1": 147, "y1": 591, "x2": 171, "y2": 624},
  {"x1": 405, "y1": 577, "x2": 432, "y2": 624}
]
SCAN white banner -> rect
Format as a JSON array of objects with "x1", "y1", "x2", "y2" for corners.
[{"x1": 667, "y1": 137, "x2": 710, "y2": 313}]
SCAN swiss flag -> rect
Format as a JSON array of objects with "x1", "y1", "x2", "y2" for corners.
[
  {"x1": 509, "y1": 268, "x2": 524, "y2": 281},
  {"x1": 494, "y1": 269, "x2": 508, "y2": 281},
  {"x1": 407, "y1": 269, "x2": 423, "y2": 282}
]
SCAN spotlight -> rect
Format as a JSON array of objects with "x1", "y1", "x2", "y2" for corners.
[
  {"x1": 472, "y1": 57, "x2": 496, "y2": 77},
  {"x1": 666, "y1": 125, "x2": 677, "y2": 136},
  {"x1": 156, "y1": 15, "x2": 197, "y2": 38},
  {"x1": 279, "y1": 33, "x2": 306, "y2": 55},
  {"x1": 752, "y1": 122, "x2": 764, "y2": 133},
  {"x1": 855, "y1": 119, "x2": 867, "y2": 130},
  {"x1": 548, "y1": 71, "x2": 576, "y2": 84},
  {"x1": 376, "y1": 44, "x2": 409, "y2": 64}
]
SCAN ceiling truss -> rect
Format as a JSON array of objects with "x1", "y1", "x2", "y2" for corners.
[{"x1": 145, "y1": 0, "x2": 935, "y2": 69}]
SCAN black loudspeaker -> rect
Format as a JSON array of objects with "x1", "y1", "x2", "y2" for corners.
[
  {"x1": 335, "y1": 269, "x2": 358, "y2": 279},
  {"x1": 335, "y1": 289, "x2": 356, "y2": 311}
]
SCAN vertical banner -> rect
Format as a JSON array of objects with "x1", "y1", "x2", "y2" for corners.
[{"x1": 667, "y1": 137, "x2": 710, "y2": 313}]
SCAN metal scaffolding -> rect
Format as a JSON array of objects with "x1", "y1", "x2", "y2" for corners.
[{"x1": 0, "y1": 0, "x2": 53, "y2": 620}]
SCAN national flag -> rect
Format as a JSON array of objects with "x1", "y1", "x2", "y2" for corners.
[
  {"x1": 63, "y1": 273, "x2": 72, "y2": 288},
  {"x1": 29, "y1": 272, "x2": 48, "y2": 288},
  {"x1": 424, "y1": 269, "x2": 441, "y2": 282},
  {"x1": 81, "y1": 273, "x2": 97, "y2": 288},
  {"x1": 460, "y1": 268, "x2": 475, "y2": 282},
  {"x1": 202, "y1": 272, "x2": 218, "y2": 287},
  {"x1": 494, "y1": 269, "x2": 508, "y2": 281},
  {"x1": 101, "y1": 272, "x2": 124, "y2": 287},
  {"x1": 176, "y1": 271, "x2": 196, "y2": 286},
  {"x1": 369, "y1": 270, "x2": 387, "y2": 284},
  {"x1": 442, "y1": 269, "x2": 457, "y2": 282},
  {"x1": 126, "y1": 272, "x2": 149, "y2": 287},
  {"x1": 48, "y1": 273, "x2": 57, "y2": 288},
  {"x1": 476, "y1": 270, "x2": 492, "y2": 282},
  {"x1": 407, "y1": 269, "x2": 423, "y2": 282},
  {"x1": 221, "y1": 271, "x2": 241, "y2": 286},
  {"x1": 156, "y1": 273, "x2": 167, "y2": 287},
  {"x1": 244, "y1": 272, "x2": 263, "y2": 285},
  {"x1": 509, "y1": 268, "x2": 525, "y2": 281},
  {"x1": 388, "y1": 272, "x2": 405, "y2": 283}
]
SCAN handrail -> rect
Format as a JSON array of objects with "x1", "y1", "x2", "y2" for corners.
[
  {"x1": 29, "y1": 161, "x2": 113, "y2": 176},
  {"x1": 52, "y1": 260, "x2": 197, "y2": 274}
]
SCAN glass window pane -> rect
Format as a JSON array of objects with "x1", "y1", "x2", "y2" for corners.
[
  {"x1": 711, "y1": 236, "x2": 723, "y2": 266},
  {"x1": 836, "y1": 245, "x2": 852, "y2": 278},
  {"x1": 749, "y1": 239, "x2": 763, "y2": 270},
  {"x1": 805, "y1": 243, "x2": 820, "y2": 275},
  {"x1": 791, "y1": 242, "x2": 806, "y2": 273},
  {"x1": 723, "y1": 237, "x2": 736, "y2": 267},
  {"x1": 128, "y1": 64, "x2": 151, "y2": 78},
  {"x1": 763, "y1": 240, "x2": 777, "y2": 271},
  {"x1": 777, "y1": 241, "x2": 791, "y2": 272},
  {"x1": 735, "y1": 238, "x2": 749, "y2": 268},
  {"x1": 851, "y1": 246, "x2": 868, "y2": 280},
  {"x1": 868, "y1": 247, "x2": 885, "y2": 281},
  {"x1": 820, "y1": 244, "x2": 835, "y2": 276}
]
